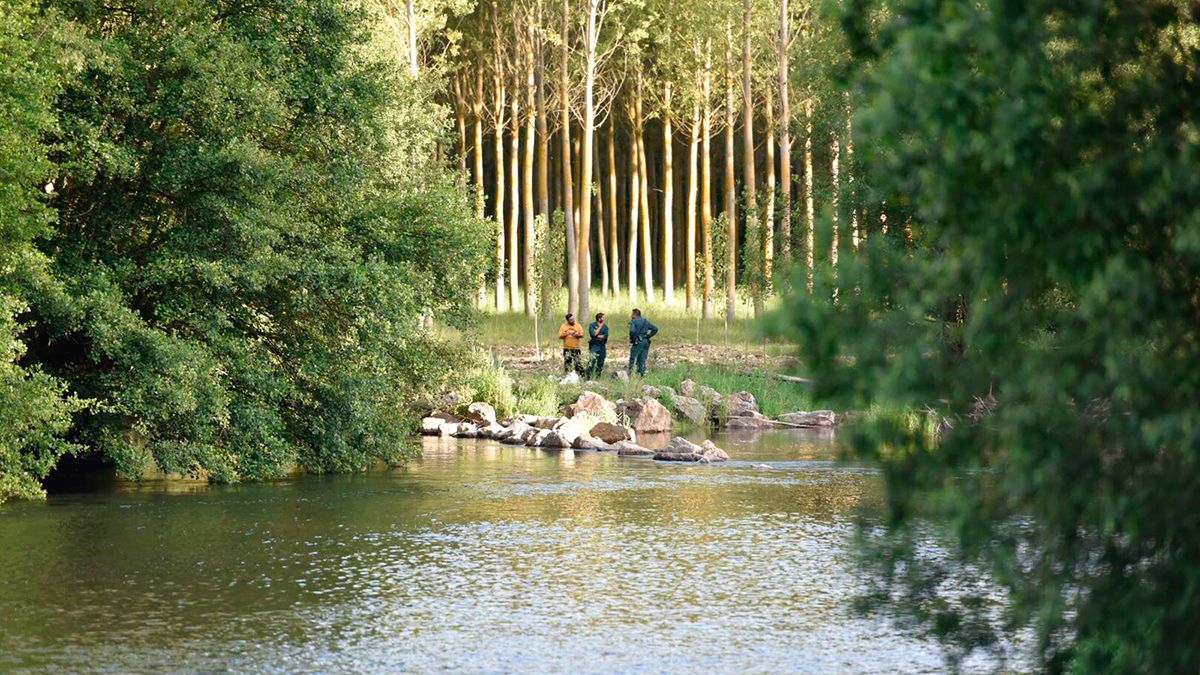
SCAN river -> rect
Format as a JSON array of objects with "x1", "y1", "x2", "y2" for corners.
[{"x1": 0, "y1": 430, "x2": 958, "y2": 673}]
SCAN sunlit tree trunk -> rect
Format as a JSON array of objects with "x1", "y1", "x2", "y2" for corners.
[
  {"x1": 473, "y1": 68, "x2": 487, "y2": 308},
  {"x1": 846, "y1": 92, "x2": 858, "y2": 250},
  {"x1": 522, "y1": 60, "x2": 536, "y2": 315},
  {"x1": 723, "y1": 31, "x2": 737, "y2": 321},
  {"x1": 493, "y1": 43, "x2": 508, "y2": 310},
  {"x1": 560, "y1": 0, "x2": 578, "y2": 315},
  {"x1": 831, "y1": 129, "x2": 840, "y2": 301},
  {"x1": 661, "y1": 81, "x2": 675, "y2": 304},
  {"x1": 701, "y1": 40, "x2": 714, "y2": 319},
  {"x1": 778, "y1": 0, "x2": 792, "y2": 262},
  {"x1": 406, "y1": 0, "x2": 418, "y2": 76},
  {"x1": 627, "y1": 120, "x2": 640, "y2": 303},
  {"x1": 804, "y1": 96, "x2": 815, "y2": 293},
  {"x1": 508, "y1": 94, "x2": 521, "y2": 311},
  {"x1": 453, "y1": 76, "x2": 467, "y2": 175},
  {"x1": 577, "y1": 0, "x2": 599, "y2": 321},
  {"x1": 636, "y1": 75, "x2": 654, "y2": 300},
  {"x1": 606, "y1": 121, "x2": 620, "y2": 297},
  {"x1": 685, "y1": 99, "x2": 700, "y2": 311},
  {"x1": 742, "y1": 0, "x2": 759, "y2": 317},
  {"x1": 764, "y1": 89, "x2": 776, "y2": 298}
]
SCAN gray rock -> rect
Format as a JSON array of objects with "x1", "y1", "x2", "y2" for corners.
[
  {"x1": 616, "y1": 440, "x2": 654, "y2": 456},
  {"x1": 421, "y1": 417, "x2": 445, "y2": 435},
  {"x1": 571, "y1": 434, "x2": 606, "y2": 450},
  {"x1": 539, "y1": 431, "x2": 570, "y2": 448},
  {"x1": 478, "y1": 423, "x2": 506, "y2": 438},
  {"x1": 451, "y1": 422, "x2": 479, "y2": 438},
  {"x1": 464, "y1": 402, "x2": 497, "y2": 425},
  {"x1": 672, "y1": 395, "x2": 708, "y2": 426},
  {"x1": 496, "y1": 420, "x2": 532, "y2": 441},
  {"x1": 617, "y1": 397, "x2": 672, "y2": 433},
  {"x1": 614, "y1": 370, "x2": 630, "y2": 382},
  {"x1": 654, "y1": 437, "x2": 729, "y2": 463},
  {"x1": 725, "y1": 411, "x2": 775, "y2": 430},
  {"x1": 590, "y1": 421, "x2": 633, "y2": 444},
  {"x1": 680, "y1": 379, "x2": 722, "y2": 405},
  {"x1": 776, "y1": 410, "x2": 838, "y2": 427},
  {"x1": 726, "y1": 391, "x2": 760, "y2": 417},
  {"x1": 519, "y1": 414, "x2": 561, "y2": 429},
  {"x1": 641, "y1": 384, "x2": 662, "y2": 398},
  {"x1": 561, "y1": 391, "x2": 616, "y2": 418},
  {"x1": 437, "y1": 422, "x2": 459, "y2": 437}
]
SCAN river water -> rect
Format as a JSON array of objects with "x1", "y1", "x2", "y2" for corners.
[{"x1": 0, "y1": 430, "x2": 956, "y2": 673}]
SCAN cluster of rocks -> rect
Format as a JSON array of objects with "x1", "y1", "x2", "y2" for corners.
[
  {"x1": 421, "y1": 391, "x2": 729, "y2": 463},
  {"x1": 643, "y1": 378, "x2": 838, "y2": 431}
]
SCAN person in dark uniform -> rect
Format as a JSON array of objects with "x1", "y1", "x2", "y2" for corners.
[
  {"x1": 587, "y1": 312, "x2": 609, "y2": 377},
  {"x1": 627, "y1": 308, "x2": 658, "y2": 376}
]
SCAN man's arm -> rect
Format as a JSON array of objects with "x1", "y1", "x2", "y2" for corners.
[{"x1": 646, "y1": 321, "x2": 658, "y2": 339}]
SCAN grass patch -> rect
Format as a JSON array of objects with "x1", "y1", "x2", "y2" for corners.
[{"x1": 463, "y1": 290, "x2": 792, "y2": 353}]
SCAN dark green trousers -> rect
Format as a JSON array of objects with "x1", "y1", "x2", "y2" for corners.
[{"x1": 628, "y1": 340, "x2": 649, "y2": 375}]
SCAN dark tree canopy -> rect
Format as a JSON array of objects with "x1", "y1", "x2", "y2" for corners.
[{"x1": 778, "y1": 0, "x2": 1200, "y2": 670}]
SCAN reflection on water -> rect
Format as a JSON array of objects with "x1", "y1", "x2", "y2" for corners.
[{"x1": 0, "y1": 430, "x2": 949, "y2": 673}]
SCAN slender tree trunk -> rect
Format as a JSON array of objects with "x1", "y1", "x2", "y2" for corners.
[
  {"x1": 846, "y1": 92, "x2": 858, "y2": 250},
  {"x1": 804, "y1": 96, "x2": 815, "y2": 293},
  {"x1": 406, "y1": 0, "x2": 418, "y2": 76},
  {"x1": 627, "y1": 121, "x2": 640, "y2": 303},
  {"x1": 764, "y1": 90, "x2": 775, "y2": 298},
  {"x1": 742, "y1": 0, "x2": 759, "y2": 317},
  {"x1": 831, "y1": 130, "x2": 840, "y2": 300},
  {"x1": 685, "y1": 100, "x2": 700, "y2": 311},
  {"x1": 494, "y1": 55, "x2": 507, "y2": 310},
  {"x1": 701, "y1": 40, "x2": 714, "y2": 319},
  {"x1": 606, "y1": 121, "x2": 620, "y2": 297},
  {"x1": 509, "y1": 95, "x2": 521, "y2": 311},
  {"x1": 473, "y1": 68, "x2": 487, "y2": 308},
  {"x1": 523, "y1": 64, "x2": 536, "y2": 316},
  {"x1": 577, "y1": 0, "x2": 599, "y2": 321},
  {"x1": 453, "y1": 76, "x2": 467, "y2": 175},
  {"x1": 594, "y1": 146, "x2": 608, "y2": 296},
  {"x1": 778, "y1": 0, "x2": 792, "y2": 262},
  {"x1": 723, "y1": 32, "x2": 737, "y2": 321},
  {"x1": 560, "y1": 0, "x2": 577, "y2": 315},
  {"x1": 636, "y1": 76, "x2": 654, "y2": 301},
  {"x1": 661, "y1": 81, "x2": 675, "y2": 304}
]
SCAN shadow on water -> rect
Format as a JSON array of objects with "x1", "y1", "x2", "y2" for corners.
[{"x1": 0, "y1": 429, "x2": 953, "y2": 673}]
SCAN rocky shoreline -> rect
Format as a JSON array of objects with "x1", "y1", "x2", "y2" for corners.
[{"x1": 420, "y1": 384, "x2": 838, "y2": 464}]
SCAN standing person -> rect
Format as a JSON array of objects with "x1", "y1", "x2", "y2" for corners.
[
  {"x1": 587, "y1": 313, "x2": 609, "y2": 377},
  {"x1": 627, "y1": 308, "x2": 658, "y2": 376},
  {"x1": 557, "y1": 313, "x2": 585, "y2": 376}
]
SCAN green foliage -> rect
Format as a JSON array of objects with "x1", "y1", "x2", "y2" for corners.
[
  {"x1": 776, "y1": 0, "x2": 1200, "y2": 670},
  {"x1": 0, "y1": 0, "x2": 487, "y2": 493},
  {"x1": 0, "y1": 0, "x2": 83, "y2": 503}
]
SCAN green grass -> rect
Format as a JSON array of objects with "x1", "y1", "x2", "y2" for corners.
[{"x1": 466, "y1": 289, "x2": 792, "y2": 352}]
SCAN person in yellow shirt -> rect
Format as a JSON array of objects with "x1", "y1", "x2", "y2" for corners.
[{"x1": 557, "y1": 313, "x2": 585, "y2": 376}]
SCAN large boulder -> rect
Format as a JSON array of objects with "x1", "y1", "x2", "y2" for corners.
[
  {"x1": 571, "y1": 434, "x2": 611, "y2": 450},
  {"x1": 539, "y1": 430, "x2": 571, "y2": 448},
  {"x1": 679, "y1": 379, "x2": 722, "y2": 405},
  {"x1": 616, "y1": 440, "x2": 654, "y2": 456},
  {"x1": 496, "y1": 420, "x2": 532, "y2": 442},
  {"x1": 438, "y1": 422, "x2": 460, "y2": 437},
  {"x1": 463, "y1": 402, "x2": 497, "y2": 426},
  {"x1": 590, "y1": 422, "x2": 634, "y2": 444},
  {"x1": 421, "y1": 417, "x2": 445, "y2": 435},
  {"x1": 726, "y1": 391, "x2": 760, "y2": 418},
  {"x1": 776, "y1": 410, "x2": 838, "y2": 427},
  {"x1": 617, "y1": 397, "x2": 672, "y2": 433},
  {"x1": 654, "y1": 437, "x2": 730, "y2": 463},
  {"x1": 561, "y1": 391, "x2": 616, "y2": 418},
  {"x1": 671, "y1": 395, "x2": 708, "y2": 426},
  {"x1": 477, "y1": 422, "x2": 506, "y2": 439},
  {"x1": 552, "y1": 416, "x2": 596, "y2": 444}
]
